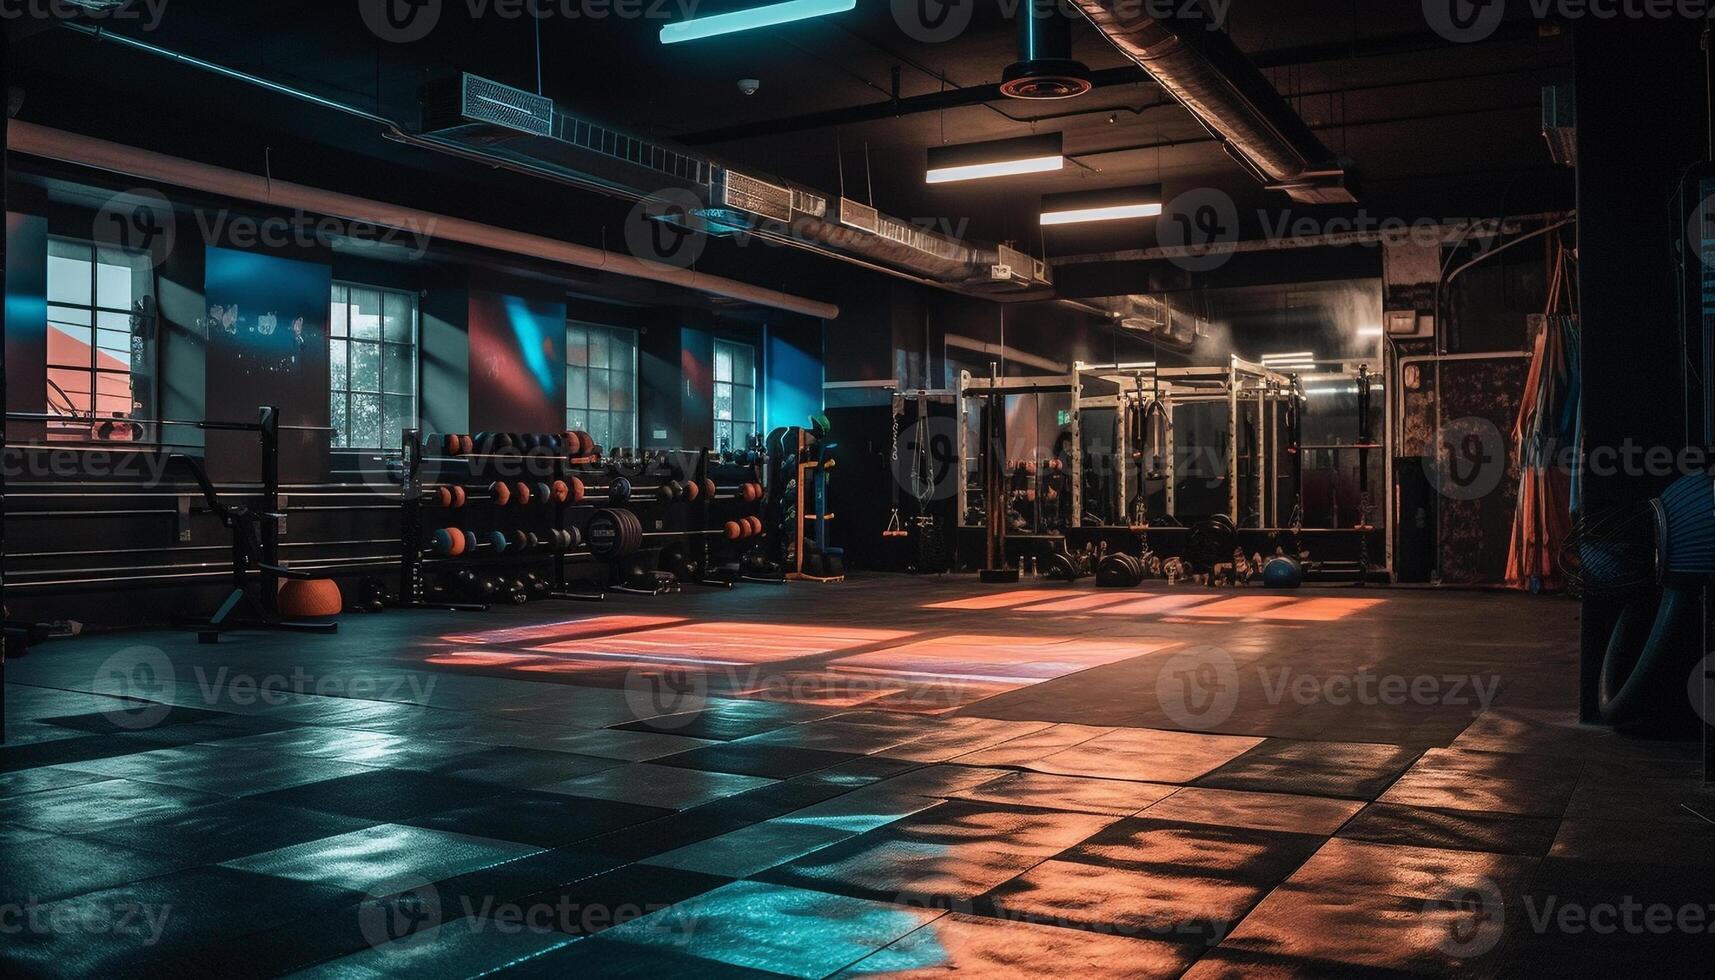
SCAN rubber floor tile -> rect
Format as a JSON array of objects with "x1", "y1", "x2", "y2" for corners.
[
  {"x1": 1058, "y1": 817, "x2": 1325, "y2": 886},
  {"x1": 425, "y1": 746, "x2": 619, "y2": 788},
  {"x1": 594, "y1": 879, "x2": 941, "y2": 978},
  {"x1": 0, "y1": 866, "x2": 357, "y2": 979},
  {"x1": 984, "y1": 859, "x2": 1265, "y2": 947},
  {"x1": 76, "y1": 798, "x2": 377, "y2": 865},
  {"x1": 245, "y1": 769, "x2": 506, "y2": 822},
  {"x1": 1337, "y1": 802, "x2": 1559, "y2": 857},
  {"x1": 405, "y1": 789, "x2": 672, "y2": 848},
  {"x1": 541, "y1": 763, "x2": 775, "y2": 810},
  {"x1": 0, "y1": 776, "x2": 226, "y2": 834},
  {"x1": 1195, "y1": 739, "x2": 1423, "y2": 800},
  {"x1": 1139, "y1": 787, "x2": 1363, "y2": 835},
  {"x1": 643, "y1": 818, "x2": 856, "y2": 878},
  {"x1": 221, "y1": 823, "x2": 539, "y2": 890},
  {"x1": 955, "y1": 771, "x2": 1176, "y2": 816},
  {"x1": 0, "y1": 832, "x2": 200, "y2": 905},
  {"x1": 653, "y1": 743, "x2": 868, "y2": 779},
  {"x1": 491, "y1": 935, "x2": 796, "y2": 978},
  {"x1": 836, "y1": 910, "x2": 1197, "y2": 979}
]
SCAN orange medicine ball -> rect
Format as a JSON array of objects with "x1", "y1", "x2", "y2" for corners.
[
  {"x1": 278, "y1": 578, "x2": 342, "y2": 618},
  {"x1": 490, "y1": 481, "x2": 511, "y2": 506}
]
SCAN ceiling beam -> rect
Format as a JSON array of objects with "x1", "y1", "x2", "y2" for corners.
[{"x1": 673, "y1": 21, "x2": 1551, "y2": 147}]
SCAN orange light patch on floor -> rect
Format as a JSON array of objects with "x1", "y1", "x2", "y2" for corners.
[
  {"x1": 833, "y1": 634, "x2": 1173, "y2": 683},
  {"x1": 442, "y1": 615, "x2": 685, "y2": 646},
  {"x1": 1094, "y1": 593, "x2": 1220, "y2": 615},
  {"x1": 1252, "y1": 597, "x2": 1387, "y2": 621},
  {"x1": 1176, "y1": 595, "x2": 1298, "y2": 618},
  {"x1": 924, "y1": 590, "x2": 1070, "y2": 610},
  {"x1": 1014, "y1": 593, "x2": 1138, "y2": 613},
  {"x1": 423, "y1": 650, "x2": 549, "y2": 667},
  {"x1": 531, "y1": 622, "x2": 912, "y2": 665},
  {"x1": 726, "y1": 671, "x2": 914, "y2": 708}
]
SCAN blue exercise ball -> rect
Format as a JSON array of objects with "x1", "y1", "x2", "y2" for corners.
[{"x1": 1261, "y1": 556, "x2": 1303, "y2": 589}]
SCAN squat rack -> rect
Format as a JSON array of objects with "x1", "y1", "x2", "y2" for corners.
[{"x1": 956, "y1": 357, "x2": 1301, "y2": 530}]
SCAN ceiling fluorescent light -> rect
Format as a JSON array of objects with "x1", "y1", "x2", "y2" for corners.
[
  {"x1": 661, "y1": 0, "x2": 856, "y2": 44},
  {"x1": 1040, "y1": 184, "x2": 1163, "y2": 225},
  {"x1": 927, "y1": 133, "x2": 1063, "y2": 184}
]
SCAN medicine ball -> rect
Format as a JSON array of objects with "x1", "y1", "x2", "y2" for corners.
[{"x1": 1262, "y1": 555, "x2": 1304, "y2": 589}]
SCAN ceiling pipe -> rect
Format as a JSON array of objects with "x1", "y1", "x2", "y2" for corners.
[
  {"x1": 674, "y1": 24, "x2": 1552, "y2": 146},
  {"x1": 1065, "y1": 1, "x2": 1357, "y2": 204},
  {"x1": 6, "y1": 121, "x2": 840, "y2": 320}
]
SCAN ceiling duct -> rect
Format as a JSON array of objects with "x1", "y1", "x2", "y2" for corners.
[
  {"x1": 1066, "y1": 1, "x2": 1358, "y2": 204},
  {"x1": 1002, "y1": 0, "x2": 1092, "y2": 100},
  {"x1": 1079, "y1": 293, "x2": 1201, "y2": 348},
  {"x1": 419, "y1": 73, "x2": 1048, "y2": 293}
]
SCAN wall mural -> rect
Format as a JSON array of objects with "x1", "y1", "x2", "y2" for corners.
[
  {"x1": 5, "y1": 213, "x2": 48, "y2": 442},
  {"x1": 202, "y1": 246, "x2": 331, "y2": 482},
  {"x1": 467, "y1": 287, "x2": 566, "y2": 434}
]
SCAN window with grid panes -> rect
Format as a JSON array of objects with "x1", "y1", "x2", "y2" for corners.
[
  {"x1": 565, "y1": 322, "x2": 638, "y2": 452},
  {"x1": 713, "y1": 339, "x2": 757, "y2": 453},
  {"x1": 329, "y1": 283, "x2": 416, "y2": 449},
  {"x1": 45, "y1": 238, "x2": 156, "y2": 440}
]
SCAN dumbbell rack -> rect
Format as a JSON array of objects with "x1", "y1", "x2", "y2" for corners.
[
  {"x1": 392, "y1": 429, "x2": 488, "y2": 612},
  {"x1": 411, "y1": 430, "x2": 611, "y2": 607},
  {"x1": 457, "y1": 447, "x2": 605, "y2": 604},
  {"x1": 546, "y1": 450, "x2": 606, "y2": 602}
]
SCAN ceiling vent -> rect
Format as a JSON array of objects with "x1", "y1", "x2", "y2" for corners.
[{"x1": 418, "y1": 73, "x2": 1051, "y2": 292}]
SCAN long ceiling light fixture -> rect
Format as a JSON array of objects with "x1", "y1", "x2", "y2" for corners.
[
  {"x1": 660, "y1": 0, "x2": 856, "y2": 44},
  {"x1": 926, "y1": 133, "x2": 1063, "y2": 184},
  {"x1": 1040, "y1": 184, "x2": 1163, "y2": 225}
]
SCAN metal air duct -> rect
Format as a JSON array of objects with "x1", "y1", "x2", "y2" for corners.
[{"x1": 1066, "y1": 1, "x2": 1358, "y2": 204}]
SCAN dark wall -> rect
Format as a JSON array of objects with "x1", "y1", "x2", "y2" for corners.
[
  {"x1": 0, "y1": 182, "x2": 827, "y2": 626},
  {"x1": 1574, "y1": 20, "x2": 1707, "y2": 720}
]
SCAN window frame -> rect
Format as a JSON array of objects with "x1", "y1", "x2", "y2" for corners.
[
  {"x1": 44, "y1": 236, "x2": 157, "y2": 442},
  {"x1": 713, "y1": 337, "x2": 758, "y2": 453},
  {"x1": 565, "y1": 321, "x2": 639, "y2": 451},
  {"x1": 329, "y1": 281, "x2": 419, "y2": 451}
]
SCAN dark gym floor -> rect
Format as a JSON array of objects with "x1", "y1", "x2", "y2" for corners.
[{"x1": 2, "y1": 576, "x2": 1710, "y2": 978}]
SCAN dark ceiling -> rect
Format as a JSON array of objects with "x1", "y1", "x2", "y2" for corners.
[{"x1": 9, "y1": 1, "x2": 1574, "y2": 268}]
